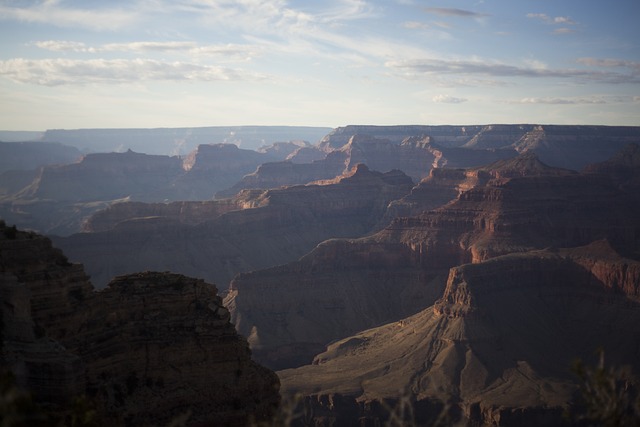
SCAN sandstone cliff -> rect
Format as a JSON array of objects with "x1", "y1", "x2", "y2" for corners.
[
  {"x1": 278, "y1": 241, "x2": 640, "y2": 426},
  {"x1": 0, "y1": 222, "x2": 280, "y2": 426}
]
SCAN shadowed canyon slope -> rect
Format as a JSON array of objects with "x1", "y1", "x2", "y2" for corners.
[
  {"x1": 226, "y1": 146, "x2": 640, "y2": 373},
  {"x1": 0, "y1": 223, "x2": 279, "y2": 426},
  {"x1": 278, "y1": 242, "x2": 640, "y2": 426},
  {"x1": 52, "y1": 164, "x2": 414, "y2": 288}
]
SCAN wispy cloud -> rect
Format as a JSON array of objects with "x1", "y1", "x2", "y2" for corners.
[
  {"x1": 424, "y1": 7, "x2": 489, "y2": 18},
  {"x1": 526, "y1": 12, "x2": 577, "y2": 35},
  {"x1": 512, "y1": 95, "x2": 639, "y2": 105},
  {"x1": 516, "y1": 97, "x2": 605, "y2": 105},
  {"x1": 0, "y1": 0, "x2": 138, "y2": 31},
  {"x1": 433, "y1": 94, "x2": 467, "y2": 103},
  {"x1": 578, "y1": 57, "x2": 640, "y2": 71},
  {"x1": 526, "y1": 13, "x2": 576, "y2": 25},
  {"x1": 0, "y1": 58, "x2": 266, "y2": 86},
  {"x1": 385, "y1": 57, "x2": 640, "y2": 85},
  {"x1": 32, "y1": 40, "x2": 260, "y2": 61}
]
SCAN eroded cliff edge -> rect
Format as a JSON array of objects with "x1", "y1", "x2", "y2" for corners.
[{"x1": 0, "y1": 223, "x2": 279, "y2": 426}]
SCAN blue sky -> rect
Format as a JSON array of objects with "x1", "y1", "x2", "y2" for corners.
[{"x1": 0, "y1": 0, "x2": 638, "y2": 130}]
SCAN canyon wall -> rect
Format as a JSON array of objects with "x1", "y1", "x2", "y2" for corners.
[
  {"x1": 278, "y1": 242, "x2": 640, "y2": 426},
  {"x1": 0, "y1": 222, "x2": 280, "y2": 426},
  {"x1": 227, "y1": 148, "x2": 640, "y2": 371},
  {"x1": 53, "y1": 165, "x2": 414, "y2": 289}
]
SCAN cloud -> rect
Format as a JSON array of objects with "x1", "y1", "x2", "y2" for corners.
[
  {"x1": 424, "y1": 7, "x2": 489, "y2": 18},
  {"x1": 0, "y1": 0, "x2": 138, "y2": 31},
  {"x1": 0, "y1": 58, "x2": 266, "y2": 86},
  {"x1": 33, "y1": 40, "x2": 90, "y2": 52},
  {"x1": 516, "y1": 97, "x2": 606, "y2": 105},
  {"x1": 32, "y1": 40, "x2": 260, "y2": 61},
  {"x1": 526, "y1": 13, "x2": 576, "y2": 26},
  {"x1": 512, "y1": 95, "x2": 640, "y2": 105},
  {"x1": 577, "y1": 57, "x2": 640, "y2": 71},
  {"x1": 385, "y1": 57, "x2": 640, "y2": 85},
  {"x1": 433, "y1": 94, "x2": 467, "y2": 103}
]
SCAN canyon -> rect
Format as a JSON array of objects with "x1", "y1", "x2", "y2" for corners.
[{"x1": 2, "y1": 124, "x2": 640, "y2": 426}]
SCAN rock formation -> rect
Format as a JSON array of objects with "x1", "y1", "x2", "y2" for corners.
[
  {"x1": 320, "y1": 124, "x2": 640, "y2": 170},
  {"x1": 0, "y1": 143, "x2": 299, "y2": 235},
  {"x1": 0, "y1": 141, "x2": 81, "y2": 173},
  {"x1": 226, "y1": 148, "x2": 640, "y2": 371},
  {"x1": 3, "y1": 125, "x2": 639, "y2": 237},
  {"x1": 53, "y1": 164, "x2": 414, "y2": 289},
  {"x1": 215, "y1": 150, "x2": 347, "y2": 198},
  {"x1": 219, "y1": 134, "x2": 518, "y2": 197},
  {"x1": 70, "y1": 272, "x2": 280, "y2": 426},
  {"x1": 278, "y1": 241, "x2": 640, "y2": 426},
  {"x1": 0, "y1": 222, "x2": 280, "y2": 426},
  {"x1": 41, "y1": 125, "x2": 331, "y2": 154}
]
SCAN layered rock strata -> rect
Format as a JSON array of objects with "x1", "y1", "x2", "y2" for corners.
[
  {"x1": 278, "y1": 241, "x2": 640, "y2": 426},
  {"x1": 0, "y1": 223, "x2": 280, "y2": 426},
  {"x1": 226, "y1": 148, "x2": 640, "y2": 371},
  {"x1": 219, "y1": 134, "x2": 518, "y2": 197},
  {"x1": 320, "y1": 124, "x2": 640, "y2": 170},
  {"x1": 0, "y1": 143, "x2": 300, "y2": 235},
  {"x1": 70, "y1": 272, "x2": 280, "y2": 426},
  {"x1": 53, "y1": 165, "x2": 414, "y2": 289}
]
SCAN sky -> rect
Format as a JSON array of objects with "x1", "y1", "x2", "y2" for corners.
[{"x1": 0, "y1": 0, "x2": 639, "y2": 130}]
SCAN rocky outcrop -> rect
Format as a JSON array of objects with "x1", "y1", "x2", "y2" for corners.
[
  {"x1": 0, "y1": 222, "x2": 280, "y2": 426},
  {"x1": 226, "y1": 149, "x2": 640, "y2": 371},
  {"x1": 0, "y1": 223, "x2": 94, "y2": 338},
  {"x1": 69, "y1": 272, "x2": 280, "y2": 426},
  {"x1": 278, "y1": 242, "x2": 640, "y2": 426},
  {"x1": 53, "y1": 165, "x2": 414, "y2": 289}
]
